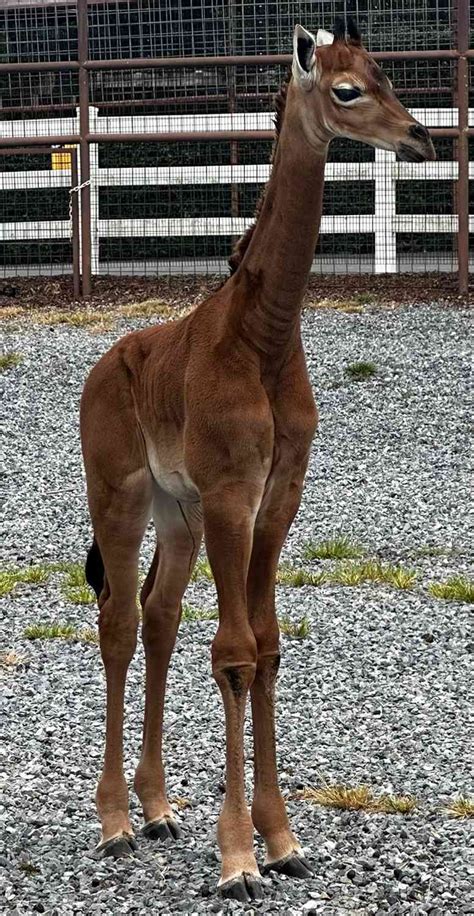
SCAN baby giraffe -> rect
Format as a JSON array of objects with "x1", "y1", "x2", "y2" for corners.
[{"x1": 81, "y1": 18, "x2": 434, "y2": 903}]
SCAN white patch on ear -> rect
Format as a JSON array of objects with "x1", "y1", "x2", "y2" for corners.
[
  {"x1": 316, "y1": 29, "x2": 334, "y2": 47},
  {"x1": 292, "y1": 24, "x2": 317, "y2": 91}
]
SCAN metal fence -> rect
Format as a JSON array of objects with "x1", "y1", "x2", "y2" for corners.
[{"x1": 0, "y1": 0, "x2": 472, "y2": 296}]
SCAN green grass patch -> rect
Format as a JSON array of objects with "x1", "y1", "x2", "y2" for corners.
[
  {"x1": 279, "y1": 614, "x2": 311, "y2": 638},
  {"x1": 345, "y1": 361, "x2": 377, "y2": 380},
  {"x1": 64, "y1": 585, "x2": 96, "y2": 605},
  {"x1": 304, "y1": 534, "x2": 364, "y2": 561},
  {"x1": 330, "y1": 560, "x2": 416, "y2": 590},
  {"x1": 276, "y1": 565, "x2": 327, "y2": 587},
  {"x1": 24, "y1": 621, "x2": 98, "y2": 644},
  {"x1": 428, "y1": 576, "x2": 474, "y2": 604},
  {"x1": 182, "y1": 604, "x2": 218, "y2": 622},
  {"x1": 191, "y1": 558, "x2": 214, "y2": 581},
  {"x1": 0, "y1": 351, "x2": 23, "y2": 371},
  {"x1": 0, "y1": 564, "x2": 52, "y2": 597}
]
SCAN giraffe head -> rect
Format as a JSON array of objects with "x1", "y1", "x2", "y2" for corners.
[{"x1": 291, "y1": 18, "x2": 435, "y2": 161}]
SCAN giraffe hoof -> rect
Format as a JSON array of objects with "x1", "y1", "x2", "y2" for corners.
[
  {"x1": 218, "y1": 872, "x2": 263, "y2": 903},
  {"x1": 97, "y1": 834, "x2": 137, "y2": 859},
  {"x1": 262, "y1": 852, "x2": 313, "y2": 879},
  {"x1": 219, "y1": 873, "x2": 264, "y2": 902},
  {"x1": 142, "y1": 816, "x2": 182, "y2": 842}
]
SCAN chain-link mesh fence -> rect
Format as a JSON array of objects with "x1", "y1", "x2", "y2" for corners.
[{"x1": 0, "y1": 0, "x2": 472, "y2": 287}]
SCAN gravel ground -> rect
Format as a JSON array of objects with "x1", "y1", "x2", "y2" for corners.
[{"x1": 1, "y1": 301, "x2": 473, "y2": 915}]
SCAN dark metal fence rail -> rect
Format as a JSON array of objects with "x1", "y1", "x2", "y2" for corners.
[{"x1": 0, "y1": 0, "x2": 472, "y2": 296}]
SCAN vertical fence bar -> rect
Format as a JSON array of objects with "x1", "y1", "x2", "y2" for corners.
[
  {"x1": 77, "y1": 0, "x2": 92, "y2": 297},
  {"x1": 374, "y1": 149, "x2": 397, "y2": 273},
  {"x1": 456, "y1": 0, "x2": 469, "y2": 295},
  {"x1": 88, "y1": 107, "x2": 100, "y2": 275},
  {"x1": 70, "y1": 147, "x2": 81, "y2": 299}
]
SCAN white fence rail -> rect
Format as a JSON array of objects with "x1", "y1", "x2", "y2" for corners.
[{"x1": 1, "y1": 107, "x2": 473, "y2": 277}]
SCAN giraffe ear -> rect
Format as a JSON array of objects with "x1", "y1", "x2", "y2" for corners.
[
  {"x1": 316, "y1": 28, "x2": 334, "y2": 47},
  {"x1": 292, "y1": 24, "x2": 317, "y2": 90}
]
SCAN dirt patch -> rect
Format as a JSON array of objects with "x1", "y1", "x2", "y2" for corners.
[{"x1": 0, "y1": 272, "x2": 471, "y2": 316}]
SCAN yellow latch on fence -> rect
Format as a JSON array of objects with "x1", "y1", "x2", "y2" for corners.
[{"x1": 51, "y1": 145, "x2": 74, "y2": 170}]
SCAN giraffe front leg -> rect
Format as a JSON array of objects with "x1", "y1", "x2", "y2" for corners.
[
  {"x1": 203, "y1": 486, "x2": 265, "y2": 903},
  {"x1": 248, "y1": 498, "x2": 313, "y2": 878}
]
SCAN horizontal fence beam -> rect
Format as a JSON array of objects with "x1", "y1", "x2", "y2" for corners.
[
  {"x1": 3, "y1": 161, "x2": 472, "y2": 191},
  {"x1": 1, "y1": 48, "x2": 473, "y2": 74},
  {"x1": 3, "y1": 215, "x2": 473, "y2": 243}
]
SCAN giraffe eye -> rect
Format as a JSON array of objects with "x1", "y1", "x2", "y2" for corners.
[{"x1": 332, "y1": 86, "x2": 362, "y2": 102}]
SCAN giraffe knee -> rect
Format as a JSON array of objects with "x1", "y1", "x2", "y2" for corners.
[{"x1": 98, "y1": 599, "x2": 138, "y2": 665}]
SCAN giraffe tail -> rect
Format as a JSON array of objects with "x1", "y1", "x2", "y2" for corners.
[{"x1": 85, "y1": 536, "x2": 104, "y2": 599}]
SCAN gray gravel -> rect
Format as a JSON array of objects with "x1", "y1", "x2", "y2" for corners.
[{"x1": 1, "y1": 301, "x2": 473, "y2": 915}]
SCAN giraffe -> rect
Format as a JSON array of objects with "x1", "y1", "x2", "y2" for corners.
[{"x1": 80, "y1": 18, "x2": 435, "y2": 903}]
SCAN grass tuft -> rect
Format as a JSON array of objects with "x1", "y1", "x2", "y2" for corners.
[
  {"x1": 191, "y1": 558, "x2": 214, "y2": 582},
  {"x1": 24, "y1": 621, "x2": 98, "y2": 644},
  {"x1": 304, "y1": 534, "x2": 364, "y2": 561},
  {"x1": 181, "y1": 604, "x2": 218, "y2": 622},
  {"x1": 278, "y1": 614, "x2": 311, "y2": 638},
  {"x1": 299, "y1": 784, "x2": 375, "y2": 811},
  {"x1": 118, "y1": 300, "x2": 177, "y2": 320},
  {"x1": 0, "y1": 650, "x2": 27, "y2": 669},
  {"x1": 345, "y1": 361, "x2": 377, "y2": 380},
  {"x1": 64, "y1": 585, "x2": 96, "y2": 605},
  {"x1": 330, "y1": 560, "x2": 416, "y2": 590},
  {"x1": 305, "y1": 297, "x2": 363, "y2": 314},
  {"x1": 60, "y1": 562, "x2": 95, "y2": 604},
  {"x1": 428, "y1": 576, "x2": 474, "y2": 604},
  {"x1": 0, "y1": 351, "x2": 23, "y2": 371},
  {"x1": 0, "y1": 564, "x2": 52, "y2": 596},
  {"x1": 277, "y1": 565, "x2": 327, "y2": 587},
  {"x1": 443, "y1": 796, "x2": 474, "y2": 818},
  {"x1": 376, "y1": 794, "x2": 418, "y2": 814},
  {"x1": 18, "y1": 861, "x2": 41, "y2": 875},
  {"x1": 299, "y1": 784, "x2": 418, "y2": 815}
]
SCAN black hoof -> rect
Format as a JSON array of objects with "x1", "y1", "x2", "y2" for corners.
[
  {"x1": 97, "y1": 834, "x2": 137, "y2": 859},
  {"x1": 142, "y1": 816, "x2": 181, "y2": 842},
  {"x1": 262, "y1": 852, "x2": 313, "y2": 879},
  {"x1": 219, "y1": 873, "x2": 265, "y2": 903}
]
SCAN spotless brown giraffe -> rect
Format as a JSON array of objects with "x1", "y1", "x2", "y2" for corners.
[{"x1": 80, "y1": 18, "x2": 435, "y2": 903}]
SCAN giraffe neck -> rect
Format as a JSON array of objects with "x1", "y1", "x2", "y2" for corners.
[{"x1": 231, "y1": 85, "x2": 329, "y2": 360}]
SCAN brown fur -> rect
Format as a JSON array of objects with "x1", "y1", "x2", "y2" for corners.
[{"x1": 80, "y1": 24, "x2": 434, "y2": 900}]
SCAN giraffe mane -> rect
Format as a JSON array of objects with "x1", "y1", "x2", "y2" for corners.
[{"x1": 228, "y1": 74, "x2": 290, "y2": 276}]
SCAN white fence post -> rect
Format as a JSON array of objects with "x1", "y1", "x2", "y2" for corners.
[{"x1": 374, "y1": 148, "x2": 397, "y2": 273}]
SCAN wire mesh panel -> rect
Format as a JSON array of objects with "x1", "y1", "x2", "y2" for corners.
[{"x1": 0, "y1": 0, "x2": 472, "y2": 283}]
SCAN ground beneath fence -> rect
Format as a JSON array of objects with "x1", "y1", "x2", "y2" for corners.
[
  {"x1": 0, "y1": 272, "x2": 471, "y2": 316},
  {"x1": 1, "y1": 301, "x2": 473, "y2": 915}
]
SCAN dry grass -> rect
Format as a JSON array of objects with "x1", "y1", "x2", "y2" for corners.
[
  {"x1": 305, "y1": 297, "x2": 364, "y2": 314},
  {"x1": 1, "y1": 298, "x2": 188, "y2": 332},
  {"x1": 24, "y1": 622, "x2": 98, "y2": 644},
  {"x1": 304, "y1": 534, "x2": 364, "y2": 561},
  {"x1": 0, "y1": 351, "x2": 23, "y2": 371},
  {"x1": 376, "y1": 794, "x2": 418, "y2": 814},
  {"x1": 278, "y1": 614, "x2": 311, "y2": 638},
  {"x1": 298, "y1": 784, "x2": 418, "y2": 814},
  {"x1": 0, "y1": 650, "x2": 27, "y2": 669},
  {"x1": 429, "y1": 576, "x2": 474, "y2": 604},
  {"x1": 170, "y1": 796, "x2": 192, "y2": 810},
  {"x1": 443, "y1": 796, "x2": 474, "y2": 818}
]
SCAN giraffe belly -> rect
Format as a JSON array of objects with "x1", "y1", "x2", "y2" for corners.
[{"x1": 144, "y1": 436, "x2": 200, "y2": 503}]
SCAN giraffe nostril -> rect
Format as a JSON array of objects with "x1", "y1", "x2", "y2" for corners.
[{"x1": 409, "y1": 123, "x2": 429, "y2": 143}]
